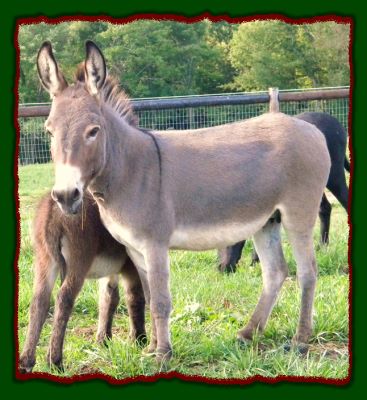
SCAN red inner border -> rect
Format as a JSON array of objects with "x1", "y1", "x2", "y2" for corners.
[{"x1": 14, "y1": 13, "x2": 354, "y2": 386}]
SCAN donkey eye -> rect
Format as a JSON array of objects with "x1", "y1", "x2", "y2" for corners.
[
  {"x1": 46, "y1": 129, "x2": 53, "y2": 137},
  {"x1": 86, "y1": 126, "x2": 100, "y2": 140}
]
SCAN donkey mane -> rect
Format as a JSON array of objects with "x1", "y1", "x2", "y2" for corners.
[{"x1": 75, "y1": 63, "x2": 139, "y2": 127}]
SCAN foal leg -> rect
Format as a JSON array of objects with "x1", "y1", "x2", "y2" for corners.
[
  {"x1": 96, "y1": 274, "x2": 120, "y2": 344},
  {"x1": 19, "y1": 257, "x2": 58, "y2": 373},
  {"x1": 237, "y1": 219, "x2": 288, "y2": 341},
  {"x1": 319, "y1": 193, "x2": 332, "y2": 245},
  {"x1": 120, "y1": 257, "x2": 147, "y2": 345},
  {"x1": 47, "y1": 270, "x2": 87, "y2": 369}
]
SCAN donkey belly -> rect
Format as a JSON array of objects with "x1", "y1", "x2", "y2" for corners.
[
  {"x1": 86, "y1": 254, "x2": 123, "y2": 279},
  {"x1": 169, "y1": 216, "x2": 270, "y2": 251}
]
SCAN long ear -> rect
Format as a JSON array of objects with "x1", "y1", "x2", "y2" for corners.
[
  {"x1": 84, "y1": 40, "x2": 106, "y2": 96},
  {"x1": 37, "y1": 41, "x2": 68, "y2": 97}
]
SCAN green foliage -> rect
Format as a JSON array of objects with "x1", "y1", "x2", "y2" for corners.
[
  {"x1": 228, "y1": 21, "x2": 350, "y2": 91},
  {"x1": 18, "y1": 20, "x2": 349, "y2": 103},
  {"x1": 17, "y1": 163, "x2": 349, "y2": 379}
]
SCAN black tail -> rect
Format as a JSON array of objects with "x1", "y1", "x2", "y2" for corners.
[{"x1": 344, "y1": 157, "x2": 350, "y2": 173}]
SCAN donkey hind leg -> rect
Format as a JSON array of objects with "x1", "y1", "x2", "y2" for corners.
[
  {"x1": 287, "y1": 230, "x2": 317, "y2": 346},
  {"x1": 217, "y1": 240, "x2": 246, "y2": 273},
  {"x1": 19, "y1": 258, "x2": 59, "y2": 373},
  {"x1": 96, "y1": 274, "x2": 120, "y2": 344},
  {"x1": 319, "y1": 194, "x2": 332, "y2": 245},
  {"x1": 237, "y1": 218, "x2": 288, "y2": 342},
  {"x1": 47, "y1": 270, "x2": 86, "y2": 370},
  {"x1": 121, "y1": 257, "x2": 147, "y2": 345}
]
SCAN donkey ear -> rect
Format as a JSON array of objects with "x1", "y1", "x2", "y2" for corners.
[
  {"x1": 37, "y1": 41, "x2": 68, "y2": 97},
  {"x1": 84, "y1": 40, "x2": 106, "y2": 96}
]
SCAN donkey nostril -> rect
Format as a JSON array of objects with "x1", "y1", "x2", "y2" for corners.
[
  {"x1": 51, "y1": 189, "x2": 64, "y2": 204},
  {"x1": 71, "y1": 188, "x2": 81, "y2": 201}
]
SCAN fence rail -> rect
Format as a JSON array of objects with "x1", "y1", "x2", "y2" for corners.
[{"x1": 18, "y1": 86, "x2": 350, "y2": 166}]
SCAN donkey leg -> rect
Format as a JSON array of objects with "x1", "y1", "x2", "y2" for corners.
[
  {"x1": 19, "y1": 259, "x2": 58, "y2": 373},
  {"x1": 287, "y1": 230, "x2": 317, "y2": 346},
  {"x1": 319, "y1": 194, "x2": 332, "y2": 245},
  {"x1": 121, "y1": 257, "x2": 147, "y2": 345},
  {"x1": 126, "y1": 247, "x2": 155, "y2": 351},
  {"x1": 329, "y1": 181, "x2": 349, "y2": 212},
  {"x1": 237, "y1": 219, "x2": 288, "y2": 342},
  {"x1": 96, "y1": 274, "x2": 120, "y2": 344},
  {"x1": 47, "y1": 273, "x2": 86, "y2": 369},
  {"x1": 217, "y1": 240, "x2": 246, "y2": 273},
  {"x1": 250, "y1": 244, "x2": 260, "y2": 265},
  {"x1": 145, "y1": 246, "x2": 172, "y2": 362}
]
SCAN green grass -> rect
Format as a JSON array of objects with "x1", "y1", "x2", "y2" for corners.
[{"x1": 17, "y1": 163, "x2": 350, "y2": 380}]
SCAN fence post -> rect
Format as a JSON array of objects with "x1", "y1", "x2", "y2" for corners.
[{"x1": 268, "y1": 87, "x2": 279, "y2": 112}]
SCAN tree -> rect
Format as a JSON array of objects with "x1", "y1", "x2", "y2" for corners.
[{"x1": 227, "y1": 20, "x2": 350, "y2": 91}]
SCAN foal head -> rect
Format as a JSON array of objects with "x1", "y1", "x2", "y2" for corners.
[{"x1": 37, "y1": 41, "x2": 135, "y2": 214}]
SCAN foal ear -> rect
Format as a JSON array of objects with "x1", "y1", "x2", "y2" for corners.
[
  {"x1": 37, "y1": 41, "x2": 68, "y2": 97},
  {"x1": 84, "y1": 40, "x2": 107, "y2": 96}
]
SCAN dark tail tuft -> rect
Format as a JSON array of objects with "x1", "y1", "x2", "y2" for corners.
[{"x1": 344, "y1": 157, "x2": 350, "y2": 173}]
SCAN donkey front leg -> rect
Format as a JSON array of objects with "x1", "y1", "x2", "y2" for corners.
[
  {"x1": 238, "y1": 218, "x2": 288, "y2": 342},
  {"x1": 19, "y1": 259, "x2": 58, "y2": 373},
  {"x1": 144, "y1": 246, "x2": 172, "y2": 362},
  {"x1": 96, "y1": 274, "x2": 120, "y2": 344},
  {"x1": 47, "y1": 273, "x2": 86, "y2": 370}
]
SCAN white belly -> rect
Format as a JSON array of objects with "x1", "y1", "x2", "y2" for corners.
[
  {"x1": 86, "y1": 255, "x2": 123, "y2": 279},
  {"x1": 169, "y1": 218, "x2": 268, "y2": 251}
]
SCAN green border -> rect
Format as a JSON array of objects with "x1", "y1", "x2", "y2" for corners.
[{"x1": 2, "y1": 0, "x2": 367, "y2": 398}]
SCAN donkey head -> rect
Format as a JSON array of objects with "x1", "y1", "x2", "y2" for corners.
[{"x1": 37, "y1": 41, "x2": 108, "y2": 214}]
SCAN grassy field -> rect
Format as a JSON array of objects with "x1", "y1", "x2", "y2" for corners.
[{"x1": 17, "y1": 163, "x2": 350, "y2": 380}]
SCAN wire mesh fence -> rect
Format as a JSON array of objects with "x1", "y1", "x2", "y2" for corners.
[{"x1": 18, "y1": 87, "x2": 350, "y2": 166}]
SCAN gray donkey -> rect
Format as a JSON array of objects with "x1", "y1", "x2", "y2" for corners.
[{"x1": 36, "y1": 40, "x2": 330, "y2": 363}]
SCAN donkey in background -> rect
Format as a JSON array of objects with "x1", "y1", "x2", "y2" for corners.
[
  {"x1": 36, "y1": 40, "x2": 330, "y2": 363},
  {"x1": 218, "y1": 112, "x2": 350, "y2": 273},
  {"x1": 19, "y1": 192, "x2": 146, "y2": 373}
]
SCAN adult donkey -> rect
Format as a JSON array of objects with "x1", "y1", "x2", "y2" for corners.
[
  {"x1": 219, "y1": 112, "x2": 350, "y2": 272},
  {"x1": 37, "y1": 40, "x2": 330, "y2": 362}
]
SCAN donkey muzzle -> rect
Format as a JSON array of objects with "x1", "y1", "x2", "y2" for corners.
[{"x1": 51, "y1": 187, "x2": 82, "y2": 215}]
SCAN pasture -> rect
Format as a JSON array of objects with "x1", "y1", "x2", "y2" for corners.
[{"x1": 17, "y1": 162, "x2": 349, "y2": 380}]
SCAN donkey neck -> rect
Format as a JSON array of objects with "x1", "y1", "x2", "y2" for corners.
[{"x1": 90, "y1": 106, "x2": 162, "y2": 204}]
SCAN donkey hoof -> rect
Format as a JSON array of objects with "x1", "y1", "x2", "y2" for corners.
[
  {"x1": 134, "y1": 333, "x2": 148, "y2": 348},
  {"x1": 19, "y1": 355, "x2": 35, "y2": 374},
  {"x1": 46, "y1": 353, "x2": 64, "y2": 372},
  {"x1": 144, "y1": 340, "x2": 158, "y2": 354},
  {"x1": 237, "y1": 328, "x2": 254, "y2": 343},
  {"x1": 97, "y1": 333, "x2": 112, "y2": 347},
  {"x1": 155, "y1": 347, "x2": 173, "y2": 364},
  {"x1": 285, "y1": 337, "x2": 310, "y2": 355},
  {"x1": 283, "y1": 343, "x2": 291, "y2": 352},
  {"x1": 218, "y1": 264, "x2": 236, "y2": 273},
  {"x1": 292, "y1": 332, "x2": 311, "y2": 347}
]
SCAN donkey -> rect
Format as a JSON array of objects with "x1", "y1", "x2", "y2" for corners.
[
  {"x1": 218, "y1": 111, "x2": 350, "y2": 272},
  {"x1": 19, "y1": 191, "x2": 146, "y2": 373},
  {"x1": 36, "y1": 40, "x2": 330, "y2": 363}
]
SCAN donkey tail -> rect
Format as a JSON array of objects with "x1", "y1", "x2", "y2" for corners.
[{"x1": 344, "y1": 157, "x2": 350, "y2": 173}]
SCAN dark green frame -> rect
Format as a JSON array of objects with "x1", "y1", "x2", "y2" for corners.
[{"x1": 2, "y1": 0, "x2": 366, "y2": 398}]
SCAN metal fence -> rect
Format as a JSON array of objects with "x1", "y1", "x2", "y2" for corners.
[{"x1": 18, "y1": 86, "x2": 350, "y2": 166}]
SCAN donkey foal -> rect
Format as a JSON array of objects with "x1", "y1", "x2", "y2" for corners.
[{"x1": 19, "y1": 192, "x2": 146, "y2": 373}]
